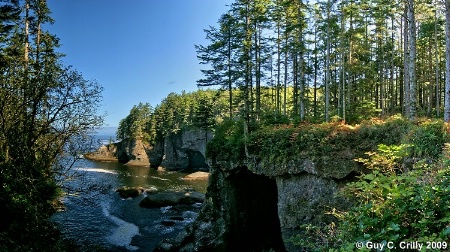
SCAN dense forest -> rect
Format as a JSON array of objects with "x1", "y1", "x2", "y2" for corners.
[
  {"x1": 1, "y1": 0, "x2": 450, "y2": 250},
  {"x1": 196, "y1": 0, "x2": 450, "y2": 123},
  {"x1": 0, "y1": 1, "x2": 103, "y2": 250},
  {"x1": 119, "y1": 0, "x2": 450, "y2": 153},
  {"x1": 122, "y1": 0, "x2": 450, "y2": 147},
  {"x1": 115, "y1": 0, "x2": 450, "y2": 250}
]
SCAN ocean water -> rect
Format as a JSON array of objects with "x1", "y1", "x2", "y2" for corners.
[{"x1": 51, "y1": 128, "x2": 208, "y2": 251}]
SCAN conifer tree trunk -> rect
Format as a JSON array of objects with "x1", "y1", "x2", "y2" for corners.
[
  {"x1": 445, "y1": 0, "x2": 450, "y2": 121},
  {"x1": 435, "y1": 6, "x2": 440, "y2": 117},
  {"x1": 283, "y1": 35, "x2": 288, "y2": 116},
  {"x1": 407, "y1": 0, "x2": 416, "y2": 120},
  {"x1": 298, "y1": 0, "x2": 305, "y2": 121},
  {"x1": 325, "y1": 0, "x2": 331, "y2": 122},
  {"x1": 403, "y1": 7, "x2": 410, "y2": 117},
  {"x1": 24, "y1": 0, "x2": 29, "y2": 65},
  {"x1": 228, "y1": 41, "x2": 233, "y2": 118},
  {"x1": 276, "y1": 22, "x2": 281, "y2": 115}
]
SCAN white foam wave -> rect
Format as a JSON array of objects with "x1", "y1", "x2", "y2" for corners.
[
  {"x1": 101, "y1": 201, "x2": 140, "y2": 250},
  {"x1": 150, "y1": 176, "x2": 170, "y2": 181},
  {"x1": 76, "y1": 168, "x2": 117, "y2": 175}
]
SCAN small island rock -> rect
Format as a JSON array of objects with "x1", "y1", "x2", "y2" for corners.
[
  {"x1": 116, "y1": 186, "x2": 146, "y2": 198},
  {"x1": 139, "y1": 189, "x2": 205, "y2": 208}
]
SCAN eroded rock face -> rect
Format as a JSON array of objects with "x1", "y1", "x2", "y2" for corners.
[
  {"x1": 155, "y1": 166, "x2": 286, "y2": 252},
  {"x1": 276, "y1": 175, "x2": 339, "y2": 228},
  {"x1": 156, "y1": 151, "x2": 358, "y2": 251},
  {"x1": 85, "y1": 138, "x2": 152, "y2": 166},
  {"x1": 160, "y1": 130, "x2": 212, "y2": 171},
  {"x1": 85, "y1": 130, "x2": 211, "y2": 170},
  {"x1": 121, "y1": 138, "x2": 152, "y2": 166},
  {"x1": 84, "y1": 144, "x2": 119, "y2": 162}
]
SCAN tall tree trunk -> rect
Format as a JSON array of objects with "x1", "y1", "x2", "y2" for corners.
[
  {"x1": 435, "y1": 5, "x2": 440, "y2": 117},
  {"x1": 227, "y1": 27, "x2": 233, "y2": 118},
  {"x1": 24, "y1": 0, "x2": 29, "y2": 66},
  {"x1": 254, "y1": 22, "x2": 261, "y2": 121},
  {"x1": 313, "y1": 24, "x2": 318, "y2": 119},
  {"x1": 403, "y1": 7, "x2": 410, "y2": 117},
  {"x1": 445, "y1": 0, "x2": 450, "y2": 121},
  {"x1": 284, "y1": 35, "x2": 288, "y2": 116},
  {"x1": 325, "y1": 0, "x2": 331, "y2": 122},
  {"x1": 407, "y1": 0, "x2": 416, "y2": 120},
  {"x1": 298, "y1": 0, "x2": 305, "y2": 121},
  {"x1": 243, "y1": 2, "x2": 251, "y2": 157},
  {"x1": 276, "y1": 4, "x2": 281, "y2": 115}
]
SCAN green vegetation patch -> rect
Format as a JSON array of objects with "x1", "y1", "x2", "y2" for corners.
[{"x1": 208, "y1": 116, "x2": 450, "y2": 178}]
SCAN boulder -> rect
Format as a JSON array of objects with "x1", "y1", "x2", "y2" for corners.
[
  {"x1": 116, "y1": 186, "x2": 146, "y2": 198},
  {"x1": 139, "y1": 189, "x2": 205, "y2": 208}
]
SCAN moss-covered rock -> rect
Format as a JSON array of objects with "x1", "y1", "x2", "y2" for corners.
[
  {"x1": 115, "y1": 186, "x2": 146, "y2": 198},
  {"x1": 158, "y1": 117, "x2": 450, "y2": 251}
]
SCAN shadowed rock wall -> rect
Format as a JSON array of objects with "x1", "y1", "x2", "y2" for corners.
[
  {"x1": 155, "y1": 166, "x2": 286, "y2": 252},
  {"x1": 155, "y1": 153, "x2": 357, "y2": 251},
  {"x1": 85, "y1": 130, "x2": 211, "y2": 171}
]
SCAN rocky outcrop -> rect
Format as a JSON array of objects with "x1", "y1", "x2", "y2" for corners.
[
  {"x1": 155, "y1": 166, "x2": 286, "y2": 252},
  {"x1": 84, "y1": 144, "x2": 119, "y2": 162},
  {"x1": 160, "y1": 130, "x2": 212, "y2": 171},
  {"x1": 156, "y1": 154, "x2": 357, "y2": 251},
  {"x1": 115, "y1": 186, "x2": 158, "y2": 198},
  {"x1": 85, "y1": 130, "x2": 211, "y2": 170},
  {"x1": 85, "y1": 138, "x2": 154, "y2": 166}
]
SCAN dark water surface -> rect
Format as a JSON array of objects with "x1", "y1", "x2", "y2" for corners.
[{"x1": 51, "y1": 158, "x2": 208, "y2": 251}]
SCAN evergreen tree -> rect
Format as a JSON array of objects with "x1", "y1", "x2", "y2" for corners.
[
  {"x1": 0, "y1": 1, "x2": 104, "y2": 249},
  {"x1": 193, "y1": 96, "x2": 215, "y2": 143}
]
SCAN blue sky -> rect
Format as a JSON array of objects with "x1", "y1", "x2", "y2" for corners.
[{"x1": 46, "y1": 0, "x2": 233, "y2": 127}]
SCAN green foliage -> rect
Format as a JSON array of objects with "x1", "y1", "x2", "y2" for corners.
[
  {"x1": 291, "y1": 143, "x2": 450, "y2": 251},
  {"x1": 404, "y1": 119, "x2": 450, "y2": 159},
  {"x1": 354, "y1": 144, "x2": 411, "y2": 173},
  {"x1": 0, "y1": 1, "x2": 104, "y2": 250},
  {"x1": 338, "y1": 161, "x2": 450, "y2": 249},
  {"x1": 206, "y1": 115, "x2": 450, "y2": 250},
  {"x1": 206, "y1": 118, "x2": 246, "y2": 162},
  {"x1": 118, "y1": 89, "x2": 230, "y2": 141},
  {"x1": 193, "y1": 96, "x2": 216, "y2": 132},
  {"x1": 346, "y1": 101, "x2": 382, "y2": 123},
  {"x1": 208, "y1": 115, "x2": 450, "y2": 169}
]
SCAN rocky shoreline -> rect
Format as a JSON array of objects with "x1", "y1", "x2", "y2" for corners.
[{"x1": 85, "y1": 130, "x2": 212, "y2": 171}]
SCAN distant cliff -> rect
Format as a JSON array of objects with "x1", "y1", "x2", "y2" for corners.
[{"x1": 85, "y1": 129, "x2": 211, "y2": 171}]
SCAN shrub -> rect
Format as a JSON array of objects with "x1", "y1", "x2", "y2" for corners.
[
  {"x1": 404, "y1": 119, "x2": 450, "y2": 159},
  {"x1": 206, "y1": 118, "x2": 246, "y2": 163}
]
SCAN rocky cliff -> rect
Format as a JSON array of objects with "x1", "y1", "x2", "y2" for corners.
[
  {"x1": 85, "y1": 130, "x2": 211, "y2": 170},
  {"x1": 84, "y1": 138, "x2": 154, "y2": 166},
  {"x1": 160, "y1": 130, "x2": 212, "y2": 171},
  {"x1": 155, "y1": 153, "x2": 358, "y2": 252}
]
